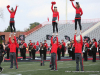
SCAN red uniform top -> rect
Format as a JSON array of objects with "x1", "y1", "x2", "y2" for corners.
[
  {"x1": 51, "y1": 37, "x2": 58, "y2": 54},
  {"x1": 29, "y1": 43, "x2": 32, "y2": 46},
  {"x1": 84, "y1": 42, "x2": 89, "y2": 47},
  {"x1": 62, "y1": 42, "x2": 66, "y2": 47},
  {"x1": 58, "y1": 44, "x2": 62, "y2": 49},
  {"x1": 51, "y1": 5, "x2": 59, "y2": 21},
  {"x1": 71, "y1": 1, "x2": 83, "y2": 19},
  {"x1": 7, "y1": 6, "x2": 17, "y2": 23},
  {"x1": 74, "y1": 35, "x2": 83, "y2": 53},
  {"x1": 33, "y1": 45, "x2": 36, "y2": 49},
  {"x1": 44, "y1": 43, "x2": 48, "y2": 49},
  {"x1": 16, "y1": 43, "x2": 19, "y2": 48},
  {"x1": 9, "y1": 36, "x2": 17, "y2": 53},
  {"x1": 23, "y1": 43, "x2": 27, "y2": 48},
  {"x1": 93, "y1": 42, "x2": 97, "y2": 48}
]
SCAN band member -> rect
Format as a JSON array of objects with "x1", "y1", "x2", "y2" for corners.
[
  {"x1": 61, "y1": 40, "x2": 66, "y2": 57},
  {"x1": 71, "y1": 40, "x2": 75, "y2": 60},
  {"x1": 91, "y1": 39, "x2": 97, "y2": 62},
  {"x1": 16, "y1": 43, "x2": 19, "y2": 57},
  {"x1": 68, "y1": 43, "x2": 72, "y2": 57},
  {"x1": 71, "y1": 1, "x2": 83, "y2": 33},
  {"x1": 74, "y1": 33, "x2": 84, "y2": 71},
  {"x1": 0, "y1": 44, "x2": 6, "y2": 73},
  {"x1": 43, "y1": 40, "x2": 48, "y2": 60},
  {"x1": 23, "y1": 40, "x2": 27, "y2": 59},
  {"x1": 50, "y1": 35, "x2": 58, "y2": 71},
  {"x1": 31, "y1": 43, "x2": 36, "y2": 60},
  {"x1": 28, "y1": 40, "x2": 32, "y2": 57},
  {"x1": 39, "y1": 42, "x2": 43, "y2": 57},
  {"x1": 57, "y1": 42, "x2": 62, "y2": 60},
  {"x1": 7, "y1": 5, "x2": 18, "y2": 34},
  {"x1": 20, "y1": 40, "x2": 23, "y2": 57},
  {"x1": 51, "y1": 2, "x2": 59, "y2": 35},
  {"x1": 98, "y1": 40, "x2": 100, "y2": 59},
  {"x1": 83, "y1": 40, "x2": 89, "y2": 61},
  {"x1": 9, "y1": 34, "x2": 18, "y2": 69},
  {"x1": 88, "y1": 41, "x2": 92, "y2": 56},
  {"x1": 6, "y1": 42, "x2": 10, "y2": 59}
]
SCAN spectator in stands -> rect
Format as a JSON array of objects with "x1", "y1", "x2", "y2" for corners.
[
  {"x1": 61, "y1": 40, "x2": 66, "y2": 57},
  {"x1": 71, "y1": 1, "x2": 83, "y2": 34},
  {"x1": 51, "y1": 2, "x2": 59, "y2": 35}
]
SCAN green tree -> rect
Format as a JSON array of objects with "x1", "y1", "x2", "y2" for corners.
[
  {"x1": 4, "y1": 26, "x2": 11, "y2": 32},
  {"x1": 29, "y1": 22, "x2": 40, "y2": 30}
]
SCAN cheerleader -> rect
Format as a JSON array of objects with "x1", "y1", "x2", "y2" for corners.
[
  {"x1": 51, "y1": 2, "x2": 59, "y2": 35},
  {"x1": 71, "y1": 1, "x2": 83, "y2": 34},
  {"x1": 7, "y1": 5, "x2": 18, "y2": 34}
]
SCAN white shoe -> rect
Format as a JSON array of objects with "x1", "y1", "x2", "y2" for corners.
[
  {"x1": 14, "y1": 33, "x2": 16, "y2": 35},
  {"x1": 52, "y1": 33, "x2": 54, "y2": 36},
  {"x1": 80, "y1": 32, "x2": 82, "y2": 35},
  {"x1": 56, "y1": 33, "x2": 58, "y2": 36},
  {"x1": 75, "y1": 31, "x2": 77, "y2": 34}
]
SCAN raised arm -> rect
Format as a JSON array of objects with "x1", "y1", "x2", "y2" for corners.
[
  {"x1": 56, "y1": 36, "x2": 58, "y2": 45},
  {"x1": 14, "y1": 36, "x2": 17, "y2": 44},
  {"x1": 80, "y1": 35, "x2": 83, "y2": 45},
  {"x1": 7, "y1": 7, "x2": 11, "y2": 13},
  {"x1": 80, "y1": 8, "x2": 83, "y2": 16},
  {"x1": 71, "y1": 1, "x2": 76, "y2": 9},
  {"x1": 74, "y1": 35, "x2": 77, "y2": 44},
  {"x1": 51, "y1": 36, "x2": 53, "y2": 45},
  {"x1": 9, "y1": 37, "x2": 12, "y2": 44},
  {"x1": 51, "y1": 4, "x2": 54, "y2": 12},
  {"x1": 14, "y1": 6, "x2": 17, "y2": 13}
]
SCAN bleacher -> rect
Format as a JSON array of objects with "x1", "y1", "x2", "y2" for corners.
[{"x1": 25, "y1": 21, "x2": 98, "y2": 45}]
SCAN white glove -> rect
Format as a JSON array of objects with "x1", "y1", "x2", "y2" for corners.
[
  {"x1": 56, "y1": 20, "x2": 59, "y2": 23},
  {"x1": 90, "y1": 48, "x2": 91, "y2": 50},
  {"x1": 70, "y1": 49, "x2": 72, "y2": 51}
]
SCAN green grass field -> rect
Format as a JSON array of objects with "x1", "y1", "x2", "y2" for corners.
[{"x1": 1, "y1": 60, "x2": 100, "y2": 75}]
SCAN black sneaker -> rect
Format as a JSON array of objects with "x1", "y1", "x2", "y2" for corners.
[
  {"x1": 16, "y1": 68, "x2": 18, "y2": 69},
  {"x1": 50, "y1": 69, "x2": 54, "y2": 71},
  {"x1": 1, "y1": 68, "x2": 3, "y2": 72},
  {"x1": 9, "y1": 67, "x2": 13, "y2": 69}
]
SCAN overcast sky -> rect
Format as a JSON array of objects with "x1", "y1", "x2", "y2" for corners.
[{"x1": 0, "y1": 0, "x2": 100, "y2": 31}]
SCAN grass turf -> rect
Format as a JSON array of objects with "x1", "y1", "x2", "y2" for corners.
[{"x1": 0, "y1": 60, "x2": 100, "y2": 75}]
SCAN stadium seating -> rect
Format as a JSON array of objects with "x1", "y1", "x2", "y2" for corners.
[{"x1": 25, "y1": 22, "x2": 98, "y2": 45}]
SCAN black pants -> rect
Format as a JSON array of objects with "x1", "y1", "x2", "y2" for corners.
[
  {"x1": 10, "y1": 22, "x2": 16, "y2": 32},
  {"x1": 0, "y1": 57, "x2": 3, "y2": 70},
  {"x1": 83, "y1": 51, "x2": 88, "y2": 61},
  {"x1": 99, "y1": 49, "x2": 100, "y2": 59},
  {"x1": 75, "y1": 19, "x2": 82, "y2": 30},
  {"x1": 44, "y1": 49, "x2": 47, "y2": 60},
  {"x1": 92, "y1": 51, "x2": 96, "y2": 62},
  {"x1": 31, "y1": 50, "x2": 36, "y2": 60},
  {"x1": 61, "y1": 46, "x2": 65, "y2": 57},
  {"x1": 57, "y1": 48, "x2": 61, "y2": 60},
  {"x1": 23, "y1": 48, "x2": 26, "y2": 59},
  {"x1": 20, "y1": 48, "x2": 23, "y2": 57},
  {"x1": 16, "y1": 48, "x2": 18, "y2": 57},
  {"x1": 52, "y1": 22, "x2": 58, "y2": 33},
  {"x1": 72, "y1": 50, "x2": 75, "y2": 60},
  {"x1": 29, "y1": 51, "x2": 32, "y2": 57},
  {"x1": 7, "y1": 48, "x2": 10, "y2": 59}
]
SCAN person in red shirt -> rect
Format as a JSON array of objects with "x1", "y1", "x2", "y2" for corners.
[
  {"x1": 71, "y1": 1, "x2": 83, "y2": 34},
  {"x1": 9, "y1": 34, "x2": 18, "y2": 69},
  {"x1": 61, "y1": 40, "x2": 66, "y2": 57},
  {"x1": 28, "y1": 40, "x2": 33, "y2": 57},
  {"x1": 7, "y1": 5, "x2": 18, "y2": 34},
  {"x1": 43, "y1": 40, "x2": 48, "y2": 60},
  {"x1": 91, "y1": 39, "x2": 97, "y2": 62},
  {"x1": 31, "y1": 43, "x2": 36, "y2": 60},
  {"x1": 83, "y1": 40, "x2": 89, "y2": 61},
  {"x1": 50, "y1": 35, "x2": 58, "y2": 71},
  {"x1": 22, "y1": 40, "x2": 27, "y2": 59},
  {"x1": 74, "y1": 33, "x2": 84, "y2": 71},
  {"x1": 51, "y1": 2, "x2": 59, "y2": 35}
]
